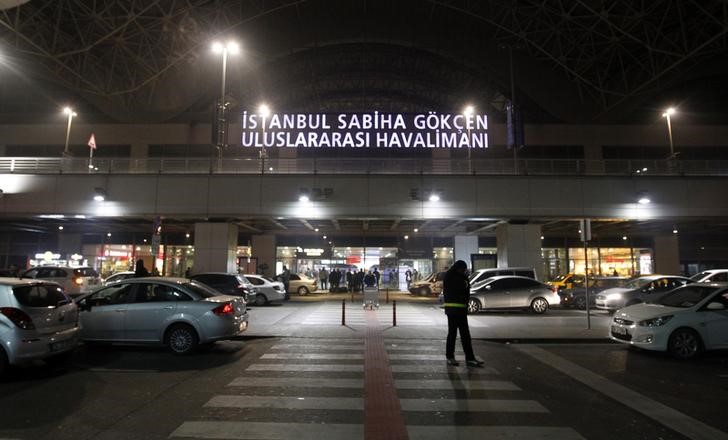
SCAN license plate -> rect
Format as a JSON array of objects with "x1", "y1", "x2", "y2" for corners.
[
  {"x1": 50, "y1": 339, "x2": 72, "y2": 352},
  {"x1": 611, "y1": 326, "x2": 628, "y2": 336}
]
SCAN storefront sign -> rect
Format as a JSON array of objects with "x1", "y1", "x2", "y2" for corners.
[
  {"x1": 303, "y1": 248, "x2": 325, "y2": 257},
  {"x1": 346, "y1": 256, "x2": 362, "y2": 265},
  {"x1": 35, "y1": 252, "x2": 61, "y2": 261},
  {"x1": 241, "y1": 112, "x2": 488, "y2": 149}
]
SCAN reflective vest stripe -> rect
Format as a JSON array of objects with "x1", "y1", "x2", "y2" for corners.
[{"x1": 443, "y1": 302, "x2": 467, "y2": 308}]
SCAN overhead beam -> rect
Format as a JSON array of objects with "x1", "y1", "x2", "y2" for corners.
[
  {"x1": 237, "y1": 222, "x2": 262, "y2": 233},
  {"x1": 269, "y1": 218, "x2": 288, "y2": 230},
  {"x1": 300, "y1": 219, "x2": 315, "y2": 231},
  {"x1": 443, "y1": 219, "x2": 466, "y2": 231},
  {"x1": 390, "y1": 219, "x2": 401, "y2": 230},
  {"x1": 363, "y1": 220, "x2": 369, "y2": 231},
  {"x1": 332, "y1": 219, "x2": 341, "y2": 230},
  {"x1": 469, "y1": 220, "x2": 507, "y2": 234}
]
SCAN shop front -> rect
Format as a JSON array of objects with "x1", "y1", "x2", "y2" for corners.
[{"x1": 542, "y1": 246, "x2": 653, "y2": 280}]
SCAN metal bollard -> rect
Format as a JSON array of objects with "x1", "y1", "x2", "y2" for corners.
[
  {"x1": 393, "y1": 300, "x2": 397, "y2": 327},
  {"x1": 341, "y1": 299, "x2": 346, "y2": 326}
]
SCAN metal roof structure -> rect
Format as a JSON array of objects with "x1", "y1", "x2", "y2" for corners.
[{"x1": 1, "y1": 1, "x2": 727, "y2": 124}]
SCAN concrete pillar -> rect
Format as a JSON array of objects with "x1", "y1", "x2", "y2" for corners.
[
  {"x1": 653, "y1": 235, "x2": 680, "y2": 275},
  {"x1": 496, "y1": 223, "x2": 544, "y2": 280},
  {"x1": 193, "y1": 223, "x2": 238, "y2": 274},
  {"x1": 251, "y1": 234, "x2": 276, "y2": 277},
  {"x1": 453, "y1": 235, "x2": 479, "y2": 269}
]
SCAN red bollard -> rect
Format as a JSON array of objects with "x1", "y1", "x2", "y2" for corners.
[
  {"x1": 393, "y1": 300, "x2": 397, "y2": 327},
  {"x1": 341, "y1": 299, "x2": 346, "y2": 326}
]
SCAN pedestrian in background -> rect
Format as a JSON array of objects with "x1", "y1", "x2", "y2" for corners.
[
  {"x1": 134, "y1": 259, "x2": 150, "y2": 278},
  {"x1": 319, "y1": 267, "x2": 328, "y2": 290},
  {"x1": 442, "y1": 260, "x2": 484, "y2": 368},
  {"x1": 346, "y1": 270, "x2": 354, "y2": 292},
  {"x1": 281, "y1": 265, "x2": 291, "y2": 294},
  {"x1": 373, "y1": 268, "x2": 381, "y2": 287}
]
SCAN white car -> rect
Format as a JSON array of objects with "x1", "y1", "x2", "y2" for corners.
[
  {"x1": 610, "y1": 283, "x2": 728, "y2": 359},
  {"x1": 243, "y1": 274, "x2": 286, "y2": 305},
  {"x1": 21, "y1": 266, "x2": 101, "y2": 297},
  {"x1": 103, "y1": 271, "x2": 135, "y2": 285},
  {"x1": 690, "y1": 269, "x2": 728, "y2": 283}
]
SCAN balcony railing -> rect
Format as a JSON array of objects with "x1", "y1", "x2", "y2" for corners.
[{"x1": 0, "y1": 157, "x2": 727, "y2": 176}]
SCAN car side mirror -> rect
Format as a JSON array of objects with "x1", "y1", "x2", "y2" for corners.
[
  {"x1": 485, "y1": 285, "x2": 492, "y2": 290},
  {"x1": 78, "y1": 300, "x2": 91, "y2": 312},
  {"x1": 706, "y1": 302, "x2": 725, "y2": 311}
]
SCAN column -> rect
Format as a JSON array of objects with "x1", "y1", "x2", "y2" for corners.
[
  {"x1": 653, "y1": 235, "x2": 680, "y2": 275},
  {"x1": 453, "y1": 235, "x2": 479, "y2": 269},
  {"x1": 496, "y1": 223, "x2": 544, "y2": 280},
  {"x1": 251, "y1": 234, "x2": 276, "y2": 277},
  {"x1": 193, "y1": 223, "x2": 238, "y2": 274}
]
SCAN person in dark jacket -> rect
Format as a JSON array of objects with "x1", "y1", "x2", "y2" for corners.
[
  {"x1": 346, "y1": 270, "x2": 354, "y2": 292},
  {"x1": 134, "y1": 259, "x2": 150, "y2": 278},
  {"x1": 364, "y1": 271, "x2": 376, "y2": 288},
  {"x1": 442, "y1": 260, "x2": 483, "y2": 367}
]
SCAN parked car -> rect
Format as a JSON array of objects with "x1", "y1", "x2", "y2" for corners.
[
  {"x1": 243, "y1": 274, "x2": 286, "y2": 305},
  {"x1": 103, "y1": 271, "x2": 135, "y2": 285},
  {"x1": 609, "y1": 283, "x2": 728, "y2": 359},
  {"x1": 595, "y1": 275, "x2": 692, "y2": 312},
  {"x1": 75, "y1": 277, "x2": 248, "y2": 354},
  {"x1": 409, "y1": 271, "x2": 445, "y2": 296},
  {"x1": 0, "y1": 279, "x2": 79, "y2": 376},
  {"x1": 286, "y1": 274, "x2": 318, "y2": 296},
  {"x1": 548, "y1": 272, "x2": 585, "y2": 291},
  {"x1": 470, "y1": 267, "x2": 538, "y2": 285},
  {"x1": 467, "y1": 276, "x2": 560, "y2": 314},
  {"x1": 690, "y1": 269, "x2": 728, "y2": 283},
  {"x1": 560, "y1": 276, "x2": 630, "y2": 309},
  {"x1": 21, "y1": 266, "x2": 101, "y2": 297},
  {"x1": 189, "y1": 273, "x2": 257, "y2": 303}
]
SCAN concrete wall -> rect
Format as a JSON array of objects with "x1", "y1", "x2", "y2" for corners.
[{"x1": 1, "y1": 173, "x2": 727, "y2": 220}]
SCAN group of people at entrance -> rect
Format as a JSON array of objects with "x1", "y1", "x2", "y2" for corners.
[{"x1": 314, "y1": 267, "x2": 380, "y2": 293}]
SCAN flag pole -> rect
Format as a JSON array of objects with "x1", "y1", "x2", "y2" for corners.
[{"x1": 87, "y1": 133, "x2": 96, "y2": 172}]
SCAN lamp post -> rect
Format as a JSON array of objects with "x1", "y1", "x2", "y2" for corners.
[
  {"x1": 62, "y1": 106, "x2": 77, "y2": 157},
  {"x1": 463, "y1": 105, "x2": 474, "y2": 173},
  {"x1": 662, "y1": 107, "x2": 676, "y2": 159},
  {"x1": 211, "y1": 40, "x2": 240, "y2": 167}
]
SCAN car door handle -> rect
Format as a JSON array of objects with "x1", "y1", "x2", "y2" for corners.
[{"x1": 114, "y1": 309, "x2": 126, "y2": 313}]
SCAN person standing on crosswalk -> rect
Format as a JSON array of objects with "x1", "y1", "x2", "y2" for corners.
[{"x1": 443, "y1": 260, "x2": 484, "y2": 367}]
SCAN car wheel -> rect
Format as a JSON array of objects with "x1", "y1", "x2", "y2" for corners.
[
  {"x1": 255, "y1": 294, "x2": 267, "y2": 306},
  {"x1": 575, "y1": 297, "x2": 586, "y2": 310},
  {"x1": 531, "y1": 298, "x2": 549, "y2": 314},
  {"x1": 668, "y1": 328, "x2": 703, "y2": 360},
  {"x1": 0, "y1": 348, "x2": 7, "y2": 378},
  {"x1": 165, "y1": 324, "x2": 199, "y2": 355},
  {"x1": 297, "y1": 286, "x2": 309, "y2": 296},
  {"x1": 467, "y1": 298, "x2": 481, "y2": 314}
]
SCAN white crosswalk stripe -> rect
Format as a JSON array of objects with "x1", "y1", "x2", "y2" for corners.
[{"x1": 169, "y1": 338, "x2": 587, "y2": 440}]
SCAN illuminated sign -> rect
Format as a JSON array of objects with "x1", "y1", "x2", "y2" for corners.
[
  {"x1": 35, "y1": 252, "x2": 61, "y2": 261},
  {"x1": 302, "y1": 248, "x2": 325, "y2": 257},
  {"x1": 241, "y1": 112, "x2": 488, "y2": 149}
]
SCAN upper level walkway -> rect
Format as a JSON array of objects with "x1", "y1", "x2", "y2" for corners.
[{"x1": 1, "y1": 157, "x2": 728, "y2": 177}]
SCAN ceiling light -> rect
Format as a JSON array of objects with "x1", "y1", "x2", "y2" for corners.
[
  {"x1": 404, "y1": 235, "x2": 409, "y2": 240},
  {"x1": 413, "y1": 228, "x2": 419, "y2": 233},
  {"x1": 58, "y1": 226, "x2": 64, "y2": 230},
  {"x1": 622, "y1": 236, "x2": 628, "y2": 240},
  {"x1": 429, "y1": 193, "x2": 440, "y2": 202},
  {"x1": 298, "y1": 194, "x2": 310, "y2": 203},
  {"x1": 93, "y1": 187, "x2": 106, "y2": 202}
]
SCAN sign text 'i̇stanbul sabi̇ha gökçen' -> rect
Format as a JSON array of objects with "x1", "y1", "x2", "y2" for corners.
[{"x1": 240, "y1": 112, "x2": 488, "y2": 149}]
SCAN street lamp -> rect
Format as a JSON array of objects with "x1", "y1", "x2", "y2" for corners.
[
  {"x1": 661, "y1": 107, "x2": 676, "y2": 159},
  {"x1": 62, "y1": 106, "x2": 77, "y2": 156},
  {"x1": 211, "y1": 40, "x2": 240, "y2": 165}
]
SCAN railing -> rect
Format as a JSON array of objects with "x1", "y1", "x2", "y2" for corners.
[{"x1": 1, "y1": 157, "x2": 728, "y2": 176}]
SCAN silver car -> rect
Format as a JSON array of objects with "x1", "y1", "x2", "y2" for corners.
[
  {"x1": 103, "y1": 271, "x2": 135, "y2": 286},
  {"x1": 0, "y1": 278, "x2": 80, "y2": 376},
  {"x1": 467, "y1": 276, "x2": 561, "y2": 314},
  {"x1": 76, "y1": 277, "x2": 248, "y2": 354},
  {"x1": 244, "y1": 274, "x2": 286, "y2": 305}
]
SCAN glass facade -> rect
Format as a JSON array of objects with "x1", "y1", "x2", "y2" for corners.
[{"x1": 542, "y1": 247, "x2": 653, "y2": 280}]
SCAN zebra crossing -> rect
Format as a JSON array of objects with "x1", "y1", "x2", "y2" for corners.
[
  {"x1": 169, "y1": 337, "x2": 586, "y2": 440},
  {"x1": 301, "y1": 302, "x2": 438, "y2": 326}
]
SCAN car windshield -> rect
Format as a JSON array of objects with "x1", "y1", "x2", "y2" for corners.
[
  {"x1": 182, "y1": 281, "x2": 218, "y2": 298},
  {"x1": 624, "y1": 277, "x2": 653, "y2": 289},
  {"x1": 262, "y1": 277, "x2": 276, "y2": 283},
  {"x1": 690, "y1": 271, "x2": 711, "y2": 281},
  {"x1": 656, "y1": 286, "x2": 720, "y2": 308}
]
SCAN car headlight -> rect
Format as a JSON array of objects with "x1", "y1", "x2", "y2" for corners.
[
  {"x1": 606, "y1": 293, "x2": 623, "y2": 301},
  {"x1": 638, "y1": 315, "x2": 673, "y2": 327}
]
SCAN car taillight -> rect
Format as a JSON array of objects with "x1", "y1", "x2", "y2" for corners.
[
  {"x1": 74, "y1": 277, "x2": 84, "y2": 285},
  {"x1": 212, "y1": 302, "x2": 235, "y2": 316},
  {"x1": 0, "y1": 307, "x2": 35, "y2": 330}
]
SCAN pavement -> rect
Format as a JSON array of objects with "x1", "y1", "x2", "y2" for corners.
[{"x1": 0, "y1": 298, "x2": 726, "y2": 440}]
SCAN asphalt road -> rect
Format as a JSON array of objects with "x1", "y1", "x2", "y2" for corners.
[{"x1": 1, "y1": 336, "x2": 726, "y2": 440}]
